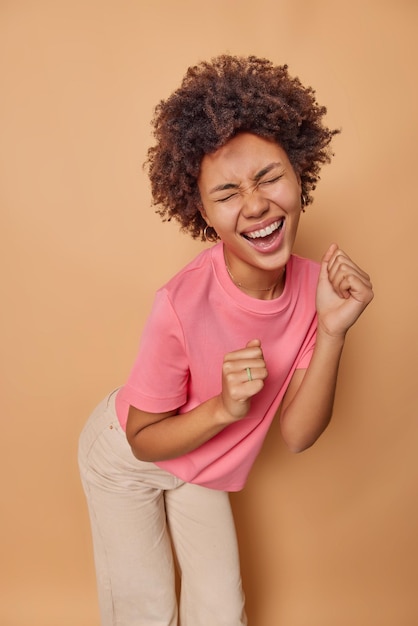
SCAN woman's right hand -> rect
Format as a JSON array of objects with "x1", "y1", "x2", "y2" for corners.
[
  {"x1": 127, "y1": 339, "x2": 268, "y2": 462},
  {"x1": 220, "y1": 339, "x2": 268, "y2": 420}
]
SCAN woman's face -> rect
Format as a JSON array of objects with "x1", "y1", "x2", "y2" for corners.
[{"x1": 198, "y1": 132, "x2": 302, "y2": 285}]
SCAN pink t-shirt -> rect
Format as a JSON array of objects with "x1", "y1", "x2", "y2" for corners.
[{"x1": 116, "y1": 243, "x2": 319, "y2": 491}]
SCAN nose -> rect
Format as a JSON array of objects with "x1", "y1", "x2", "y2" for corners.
[{"x1": 241, "y1": 187, "x2": 269, "y2": 218}]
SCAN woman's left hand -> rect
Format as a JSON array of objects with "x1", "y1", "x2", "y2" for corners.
[{"x1": 316, "y1": 243, "x2": 374, "y2": 338}]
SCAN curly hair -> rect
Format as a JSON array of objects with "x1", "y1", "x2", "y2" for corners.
[{"x1": 146, "y1": 55, "x2": 339, "y2": 240}]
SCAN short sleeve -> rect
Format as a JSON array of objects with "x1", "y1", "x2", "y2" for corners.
[{"x1": 119, "y1": 289, "x2": 189, "y2": 413}]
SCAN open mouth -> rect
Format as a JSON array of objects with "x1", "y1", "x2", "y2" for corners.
[{"x1": 242, "y1": 218, "x2": 284, "y2": 244}]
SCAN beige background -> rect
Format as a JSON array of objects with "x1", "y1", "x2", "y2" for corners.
[{"x1": 1, "y1": 1, "x2": 417, "y2": 625}]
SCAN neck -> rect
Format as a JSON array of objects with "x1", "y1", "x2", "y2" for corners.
[{"x1": 224, "y1": 257, "x2": 286, "y2": 300}]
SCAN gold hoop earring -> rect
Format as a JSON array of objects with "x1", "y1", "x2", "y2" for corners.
[{"x1": 203, "y1": 225, "x2": 218, "y2": 241}]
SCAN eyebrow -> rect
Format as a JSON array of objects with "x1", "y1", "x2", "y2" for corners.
[{"x1": 208, "y1": 162, "x2": 282, "y2": 194}]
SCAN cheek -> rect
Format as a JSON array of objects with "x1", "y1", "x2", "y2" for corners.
[
  {"x1": 211, "y1": 212, "x2": 237, "y2": 233},
  {"x1": 269, "y1": 185, "x2": 301, "y2": 211},
  {"x1": 204, "y1": 202, "x2": 241, "y2": 231}
]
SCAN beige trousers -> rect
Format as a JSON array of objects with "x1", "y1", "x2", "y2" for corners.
[{"x1": 78, "y1": 390, "x2": 247, "y2": 626}]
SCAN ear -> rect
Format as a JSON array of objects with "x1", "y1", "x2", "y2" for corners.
[{"x1": 198, "y1": 203, "x2": 212, "y2": 227}]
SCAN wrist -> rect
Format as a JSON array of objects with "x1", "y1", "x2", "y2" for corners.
[
  {"x1": 316, "y1": 326, "x2": 346, "y2": 349},
  {"x1": 213, "y1": 395, "x2": 242, "y2": 426}
]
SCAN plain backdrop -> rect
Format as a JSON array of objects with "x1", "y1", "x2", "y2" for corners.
[{"x1": 1, "y1": 1, "x2": 417, "y2": 625}]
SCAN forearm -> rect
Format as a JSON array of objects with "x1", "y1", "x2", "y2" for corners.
[
  {"x1": 127, "y1": 396, "x2": 233, "y2": 462},
  {"x1": 279, "y1": 331, "x2": 345, "y2": 453}
]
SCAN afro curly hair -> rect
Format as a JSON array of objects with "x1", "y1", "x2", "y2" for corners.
[{"x1": 146, "y1": 55, "x2": 339, "y2": 240}]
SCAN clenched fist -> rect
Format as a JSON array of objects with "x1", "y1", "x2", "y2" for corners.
[{"x1": 221, "y1": 339, "x2": 268, "y2": 420}]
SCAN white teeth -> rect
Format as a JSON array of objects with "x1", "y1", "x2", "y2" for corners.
[{"x1": 246, "y1": 220, "x2": 282, "y2": 239}]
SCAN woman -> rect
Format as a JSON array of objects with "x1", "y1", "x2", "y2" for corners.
[{"x1": 79, "y1": 55, "x2": 373, "y2": 626}]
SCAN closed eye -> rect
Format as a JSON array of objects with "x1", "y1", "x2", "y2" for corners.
[
  {"x1": 215, "y1": 193, "x2": 238, "y2": 203},
  {"x1": 260, "y1": 175, "x2": 282, "y2": 186},
  {"x1": 213, "y1": 174, "x2": 283, "y2": 202}
]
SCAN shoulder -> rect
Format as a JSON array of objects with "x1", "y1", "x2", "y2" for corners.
[
  {"x1": 285, "y1": 255, "x2": 320, "y2": 307},
  {"x1": 160, "y1": 244, "x2": 219, "y2": 296},
  {"x1": 289, "y1": 254, "x2": 320, "y2": 285}
]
